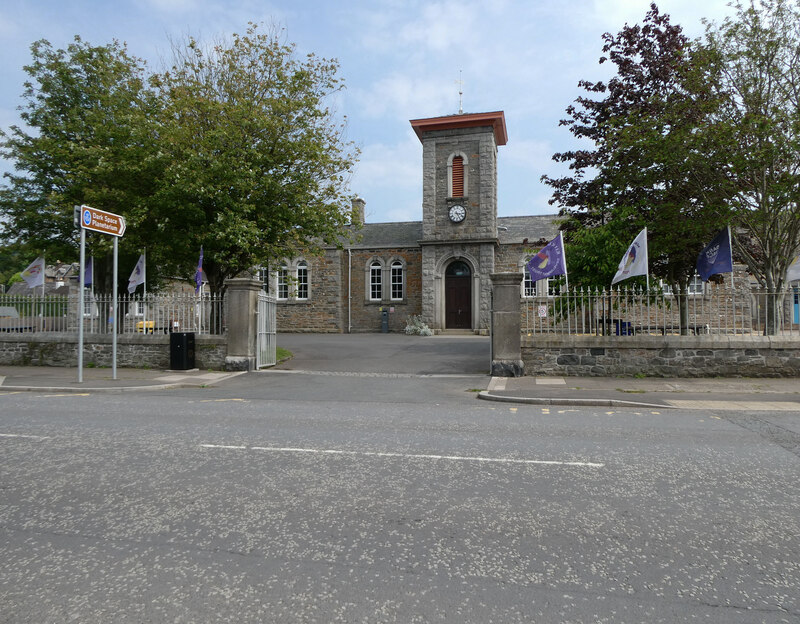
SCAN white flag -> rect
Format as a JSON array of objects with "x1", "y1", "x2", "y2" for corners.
[
  {"x1": 127, "y1": 254, "x2": 145, "y2": 294},
  {"x1": 787, "y1": 254, "x2": 800, "y2": 283},
  {"x1": 612, "y1": 227, "x2": 649, "y2": 285},
  {"x1": 21, "y1": 256, "x2": 45, "y2": 289}
]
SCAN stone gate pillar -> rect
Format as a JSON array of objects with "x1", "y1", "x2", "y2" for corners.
[
  {"x1": 225, "y1": 277, "x2": 261, "y2": 371},
  {"x1": 490, "y1": 272, "x2": 524, "y2": 377}
]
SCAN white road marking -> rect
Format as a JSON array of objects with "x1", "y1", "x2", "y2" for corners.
[
  {"x1": 200, "y1": 444, "x2": 604, "y2": 468},
  {"x1": 0, "y1": 433, "x2": 48, "y2": 440}
]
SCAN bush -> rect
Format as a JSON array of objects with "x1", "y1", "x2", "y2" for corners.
[{"x1": 405, "y1": 315, "x2": 433, "y2": 336}]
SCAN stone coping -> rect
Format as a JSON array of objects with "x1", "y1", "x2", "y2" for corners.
[
  {"x1": 523, "y1": 334, "x2": 800, "y2": 350},
  {"x1": 0, "y1": 332, "x2": 226, "y2": 346}
]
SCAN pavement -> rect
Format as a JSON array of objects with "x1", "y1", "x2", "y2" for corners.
[
  {"x1": 0, "y1": 366, "x2": 246, "y2": 393},
  {"x1": 477, "y1": 375, "x2": 800, "y2": 410},
  {"x1": 1, "y1": 362, "x2": 799, "y2": 410}
]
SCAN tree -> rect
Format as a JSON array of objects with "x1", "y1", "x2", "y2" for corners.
[
  {"x1": 704, "y1": 0, "x2": 800, "y2": 331},
  {"x1": 0, "y1": 37, "x2": 159, "y2": 291},
  {"x1": 543, "y1": 4, "x2": 734, "y2": 304},
  {"x1": 147, "y1": 23, "x2": 359, "y2": 295},
  {"x1": 1, "y1": 25, "x2": 359, "y2": 298}
]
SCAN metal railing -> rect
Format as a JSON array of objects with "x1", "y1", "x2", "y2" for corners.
[
  {"x1": 0, "y1": 292, "x2": 226, "y2": 335},
  {"x1": 522, "y1": 286, "x2": 800, "y2": 337},
  {"x1": 256, "y1": 291, "x2": 277, "y2": 368}
]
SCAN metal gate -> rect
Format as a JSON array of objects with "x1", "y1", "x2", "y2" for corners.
[{"x1": 256, "y1": 291, "x2": 277, "y2": 368}]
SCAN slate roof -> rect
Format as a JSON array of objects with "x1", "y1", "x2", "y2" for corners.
[
  {"x1": 347, "y1": 221, "x2": 423, "y2": 248},
  {"x1": 497, "y1": 215, "x2": 561, "y2": 245},
  {"x1": 344, "y1": 214, "x2": 560, "y2": 249}
]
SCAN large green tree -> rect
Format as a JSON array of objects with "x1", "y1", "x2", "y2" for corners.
[
  {"x1": 1, "y1": 24, "x2": 359, "y2": 296},
  {"x1": 543, "y1": 4, "x2": 734, "y2": 297},
  {"x1": 0, "y1": 37, "x2": 158, "y2": 290},
  {"x1": 705, "y1": 0, "x2": 800, "y2": 295},
  {"x1": 147, "y1": 23, "x2": 359, "y2": 295}
]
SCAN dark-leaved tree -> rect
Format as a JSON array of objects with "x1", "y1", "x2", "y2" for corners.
[{"x1": 543, "y1": 3, "x2": 735, "y2": 315}]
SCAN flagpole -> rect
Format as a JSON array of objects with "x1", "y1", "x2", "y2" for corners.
[
  {"x1": 89, "y1": 255, "x2": 94, "y2": 332},
  {"x1": 729, "y1": 225, "x2": 736, "y2": 335},
  {"x1": 143, "y1": 248, "x2": 147, "y2": 333},
  {"x1": 41, "y1": 255, "x2": 45, "y2": 332},
  {"x1": 560, "y1": 231, "x2": 569, "y2": 293},
  {"x1": 643, "y1": 227, "x2": 650, "y2": 291}
]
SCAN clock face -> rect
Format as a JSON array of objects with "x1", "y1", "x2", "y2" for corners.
[{"x1": 449, "y1": 205, "x2": 466, "y2": 223}]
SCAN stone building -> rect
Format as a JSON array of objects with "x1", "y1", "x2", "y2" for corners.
[{"x1": 272, "y1": 110, "x2": 559, "y2": 333}]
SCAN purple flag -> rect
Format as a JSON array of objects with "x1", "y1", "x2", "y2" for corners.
[
  {"x1": 195, "y1": 246, "x2": 204, "y2": 294},
  {"x1": 527, "y1": 232, "x2": 567, "y2": 282}
]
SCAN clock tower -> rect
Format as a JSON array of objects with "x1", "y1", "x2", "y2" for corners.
[{"x1": 410, "y1": 111, "x2": 507, "y2": 332}]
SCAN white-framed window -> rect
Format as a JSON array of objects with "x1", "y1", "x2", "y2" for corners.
[
  {"x1": 523, "y1": 267, "x2": 535, "y2": 298},
  {"x1": 370, "y1": 261, "x2": 383, "y2": 301},
  {"x1": 661, "y1": 276, "x2": 705, "y2": 296},
  {"x1": 258, "y1": 266, "x2": 270, "y2": 293},
  {"x1": 390, "y1": 261, "x2": 404, "y2": 300},
  {"x1": 688, "y1": 274, "x2": 705, "y2": 295},
  {"x1": 277, "y1": 266, "x2": 289, "y2": 300},
  {"x1": 296, "y1": 261, "x2": 308, "y2": 300},
  {"x1": 547, "y1": 277, "x2": 561, "y2": 297}
]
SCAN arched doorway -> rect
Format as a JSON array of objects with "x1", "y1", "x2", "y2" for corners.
[{"x1": 445, "y1": 260, "x2": 472, "y2": 329}]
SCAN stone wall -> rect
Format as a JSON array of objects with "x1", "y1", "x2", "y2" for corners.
[
  {"x1": 276, "y1": 250, "x2": 343, "y2": 333},
  {"x1": 0, "y1": 333, "x2": 227, "y2": 369},
  {"x1": 346, "y1": 247, "x2": 422, "y2": 333},
  {"x1": 523, "y1": 335, "x2": 800, "y2": 377}
]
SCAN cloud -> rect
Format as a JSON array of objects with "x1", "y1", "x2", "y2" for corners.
[
  {"x1": 353, "y1": 73, "x2": 455, "y2": 120},
  {"x1": 139, "y1": 0, "x2": 200, "y2": 13},
  {"x1": 590, "y1": 0, "x2": 734, "y2": 36},
  {"x1": 350, "y1": 135, "x2": 422, "y2": 222}
]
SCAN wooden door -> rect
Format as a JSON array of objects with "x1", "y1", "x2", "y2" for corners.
[{"x1": 445, "y1": 261, "x2": 472, "y2": 329}]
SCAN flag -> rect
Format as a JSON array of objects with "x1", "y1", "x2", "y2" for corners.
[
  {"x1": 127, "y1": 254, "x2": 145, "y2": 294},
  {"x1": 787, "y1": 254, "x2": 800, "y2": 283},
  {"x1": 612, "y1": 228, "x2": 648, "y2": 285},
  {"x1": 84, "y1": 257, "x2": 93, "y2": 287},
  {"x1": 697, "y1": 226, "x2": 733, "y2": 282},
  {"x1": 195, "y1": 246, "x2": 204, "y2": 294},
  {"x1": 21, "y1": 256, "x2": 45, "y2": 289},
  {"x1": 526, "y1": 232, "x2": 567, "y2": 282}
]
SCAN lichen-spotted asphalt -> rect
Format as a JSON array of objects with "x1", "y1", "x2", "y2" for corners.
[{"x1": 0, "y1": 385, "x2": 798, "y2": 623}]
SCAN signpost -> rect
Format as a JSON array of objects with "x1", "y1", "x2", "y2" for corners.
[
  {"x1": 80, "y1": 205, "x2": 126, "y2": 237},
  {"x1": 77, "y1": 204, "x2": 126, "y2": 382}
]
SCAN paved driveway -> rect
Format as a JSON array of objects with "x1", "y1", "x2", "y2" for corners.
[{"x1": 275, "y1": 333, "x2": 490, "y2": 376}]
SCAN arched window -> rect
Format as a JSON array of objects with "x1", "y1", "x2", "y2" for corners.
[
  {"x1": 523, "y1": 263, "x2": 535, "y2": 298},
  {"x1": 370, "y1": 261, "x2": 383, "y2": 301},
  {"x1": 296, "y1": 260, "x2": 308, "y2": 300},
  {"x1": 390, "y1": 260, "x2": 404, "y2": 300},
  {"x1": 258, "y1": 266, "x2": 270, "y2": 293}
]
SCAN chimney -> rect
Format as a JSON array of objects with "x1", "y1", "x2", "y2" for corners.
[{"x1": 351, "y1": 197, "x2": 366, "y2": 225}]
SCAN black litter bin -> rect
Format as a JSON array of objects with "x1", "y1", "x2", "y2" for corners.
[{"x1": 170, "y1": 332, "x2": 195, "y2": 370}]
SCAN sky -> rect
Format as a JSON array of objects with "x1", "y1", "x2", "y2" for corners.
[{"x1": 0, "y1": 0, "x2": 736, "y2": 224}]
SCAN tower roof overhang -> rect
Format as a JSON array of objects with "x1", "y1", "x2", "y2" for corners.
[{"x1": 409, "y1": 111, "x2": 507, "y2": 146}]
